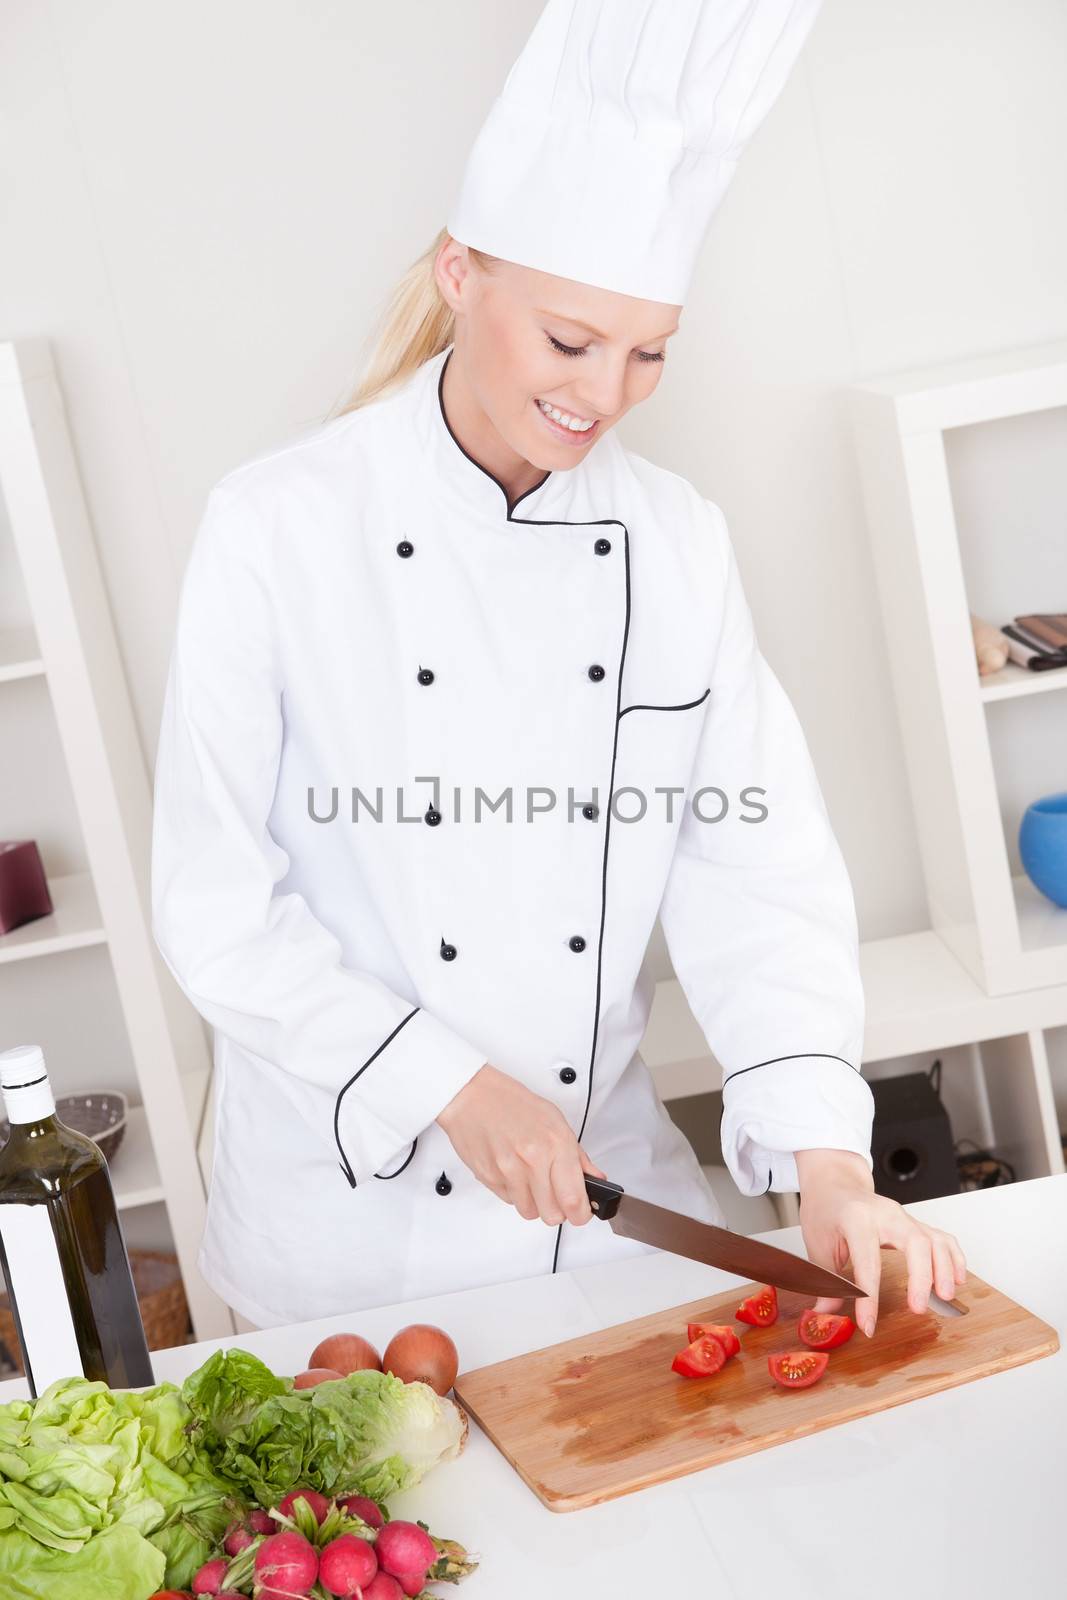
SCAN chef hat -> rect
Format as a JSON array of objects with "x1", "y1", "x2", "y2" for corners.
[{"x1": 447, "y1": 0, "x2": 822, "y2": 305}]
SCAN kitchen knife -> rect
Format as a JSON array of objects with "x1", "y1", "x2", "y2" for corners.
[{"x1": 585, "y1": 1175, "x2": 865, "y2": 1300}]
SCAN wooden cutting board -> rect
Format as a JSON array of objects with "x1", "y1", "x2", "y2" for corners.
[{"x1": 453, "y1": 1253, "x2": 1059, "y2": 1511}]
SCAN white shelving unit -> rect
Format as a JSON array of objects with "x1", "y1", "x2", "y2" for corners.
[
  {"x1": 0, "y1": 337, "x2": 232, "y2": 1340},
  {"x1": 848, "y1": 341, "x2": 1067, "y2": 995}
]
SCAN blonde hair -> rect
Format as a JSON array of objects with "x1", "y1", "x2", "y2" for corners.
[{"x1": 331, "y1": 229, "x2": 496, "y2": 417}]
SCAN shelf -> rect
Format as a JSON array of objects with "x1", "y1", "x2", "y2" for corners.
[
  {"x1": 642, "y1": 928, "x2": 1067, "y2": 1103},
  {"x1": 979, "y1": 660, "x2": 1067, "y2": 703},
  {"x1": 1015, "y1": 874, "x2": 1067, "y2": 956},
  {"x1": 110, "y1": 1104, "x2": 165, "y2": 1210},
  {"x1": 110, "y1": 1073, "x2": 210, "y2": 1211},
  {"x1": 0, "y1": 872, "x2": 106, "y2": 964},
  {"x1": 0, "y1": 625, "x2": 44, "y2": 684}
]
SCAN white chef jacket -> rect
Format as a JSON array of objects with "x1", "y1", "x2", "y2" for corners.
[{"x1": 150, "y1": 344, "x2": 875, "y2": 1328}]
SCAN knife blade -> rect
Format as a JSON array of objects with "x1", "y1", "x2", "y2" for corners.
[{"x1": 584, "y1": 1176, "x2": 864, "y2": 1300}]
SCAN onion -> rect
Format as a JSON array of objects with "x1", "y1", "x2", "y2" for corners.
[
  {"x1": 307, "y1": 1332, "x2": 382, "y2": 1375},
  {"x1": 381, "y1": 1324, "x2": 459, "y2": 1396}
]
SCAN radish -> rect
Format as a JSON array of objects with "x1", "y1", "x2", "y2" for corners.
[
  {"x1": 362, "y1": 1575, "x2": 404, "y2": 1600},
  {"x1": 191, "y1": 1557, "x2": 228, "y2": 1594},
  {"x1": 397, "y1": 1572, "x2": 428, "y2": 1597},
  {"x1": 278, "y1": 1487, "x2": 331, "y2": 1525},
  {"x1": 249, "y1": 1507, "x2": 275, "y2": 1534},
  {"x1": 318, "y1": 1532, "x2": 379, "y2": 1596},
  {"x1": 253, "y1": 1529, "x2": 319, "y2": 1593},
  {"x1": 337, "y1": 1493, "x2": 385, "y2": 1529},
  {"x1": 223, "y1": 1521, "x2": 253, "y2": 1556},
  {"x1": 374, "y1": 1522, "x2": 436, "y2": 1580}
]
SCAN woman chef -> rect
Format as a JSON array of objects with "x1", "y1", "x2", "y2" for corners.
[{"x1": 151, "y1": 0, "x2": 967, "y2": 1332}]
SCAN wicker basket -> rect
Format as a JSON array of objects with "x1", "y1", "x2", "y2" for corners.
[
  {"x1": 0, "y1": 1091, "x2": 128, "y2": 1163},
  {"x1": 0, "y1": 1248, "x2": 191, "y2": 1376}
]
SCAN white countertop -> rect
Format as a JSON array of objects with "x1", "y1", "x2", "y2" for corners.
[{"x1": 3, "y1": 1179, "x2": 1063, "y2": 1598}]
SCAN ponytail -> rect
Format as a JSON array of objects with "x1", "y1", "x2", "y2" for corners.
[{"x1": 330, "y1": 229, "x2": 494, "y2": 416}]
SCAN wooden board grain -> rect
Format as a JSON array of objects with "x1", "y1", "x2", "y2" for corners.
[{"x1": 453, "y1": 1253, "x2": 1059, "y2": 1511}]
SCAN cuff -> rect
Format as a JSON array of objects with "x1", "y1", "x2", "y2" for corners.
[
  {"x1": 720, "y1": 1054, "x2": 875, "y2": 1197},
  {"x1": 335, "y1": 1007, "x2": 488, "y2": 1185}
]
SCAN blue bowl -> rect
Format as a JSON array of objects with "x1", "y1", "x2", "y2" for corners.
[{"x1": 1019, "y1": 792, "x2": 1067, "y2": 909}]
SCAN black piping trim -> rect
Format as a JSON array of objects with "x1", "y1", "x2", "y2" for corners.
[
  {"x1": 717, "y1": 1094, "x2": 776, "y2": 1196},
  {"x1": 438, "y1": 352, "x2": 551, "y2": 518},
  {"x1": 436, "y1": 353, "x2": 633, "y2": 1278},
  {"x1": 374, "y1": 1137, "x2": 419, "y2": 1181},
  {"x1": 722, "y1": 1053, "x2": 860, "y2": 1087},
  {"x1": 553, "y1": 522, "x2": 631, "y2": 1276},
  {"x1": 334, "y1": 1007, "x2": 421, "y2": 1188},
  {"x1": 619, "y1": 688, "x2": 710, "y2": 719}
]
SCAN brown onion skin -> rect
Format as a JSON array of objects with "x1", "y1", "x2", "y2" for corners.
[
  {"x1": 293, "y1": 1367, "x2": 344, "y2": 1389},
  {"x1": 307, "y1": 1333, "x2": 382, "y2": 1375},
  {"x1": 381, "y1": 1324, "x2": 459, "y2": 1396}
]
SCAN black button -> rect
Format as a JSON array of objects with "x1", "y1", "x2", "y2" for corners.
[
  {"x1": 581, "y1": 803, "x2": 598, "y2": 821},
  {"x1": 568, "y1": 935, "x2": 586, "y2": 953},
  {"x1": 435, "y1": 1172, "x2": 453, "y2": 1196},
  {"x1": 417, "y1": 667, "x2": 435, "y2": 686},
  {"x1": 587, "y1": 664, "x2": 605, "y2": 682},
  {"x1": 396, "y1": 540, "x2": 414, "y2": 558},
  {"x1": 425, "y1": 808, "x2": 441, "y2": 826},
  {"x1": 593, "y1": 538, "x2": 612, "y2": 556},
  {"x1": 440, "y1": 940, "x2": 457, "y2": 961},
  {"x1": 559, "y1": 1066, "x2": 578, "y2": 1084}
]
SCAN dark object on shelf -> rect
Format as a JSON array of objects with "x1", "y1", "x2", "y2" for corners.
[
  {"x1": 0, "y1": 1248, "x2": 191, "y2": 1374},
  {"x1": 0, "y1": 1091, "x2": 128, "y2": 1162},
  {"x1": 0, "y1": 840, "x2": 53, "y2": 934},
  {"x1": 955, "y1": 1139, "x2": 1015, "y2": 1191},
  {"x1": 870, "y1": 1059, "x2": 960, "y2": 1202}
]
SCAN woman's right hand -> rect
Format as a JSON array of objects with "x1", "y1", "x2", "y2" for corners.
[{"x1": 436, "y1": 1063, "x2": 606, "y2": 1226}]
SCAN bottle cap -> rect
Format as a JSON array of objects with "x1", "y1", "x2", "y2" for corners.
[
  {"x1": 0, "y1": 1045, "x2": 54, "y2": 1123},
  {"x1": 0, "y1": 1045, "x2": 47, "y2": 1090}
]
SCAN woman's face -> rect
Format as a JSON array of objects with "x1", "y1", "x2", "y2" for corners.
[{"x1": 435, "y1": 240, "x2": 681, "y2": 471}]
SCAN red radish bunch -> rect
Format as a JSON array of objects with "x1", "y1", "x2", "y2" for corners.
[{"x1": 148, "y1": 1486, "x2": 476, "y2": 1600}]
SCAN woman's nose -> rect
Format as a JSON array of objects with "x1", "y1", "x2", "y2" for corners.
[{"x1": 575, "y1": 361, "x2": 630, "y2": 420}]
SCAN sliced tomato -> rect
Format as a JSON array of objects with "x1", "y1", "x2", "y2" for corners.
[
  {"x1": 798, "y1": 1308, "x2": 856, "y2": 1350},
  {"x1": 768, "y1": 1350, "x2": 829, "y2": 1389},
  {"x1": 686, "y1": 1322, "x2": 741, "y2": 1359},
  {"x1": 735, "y1": 1285, "x2": 778, "y2": 1327},
  {"x1": 671, "y1": 1334, "x2": 728, "y2": 1379}
]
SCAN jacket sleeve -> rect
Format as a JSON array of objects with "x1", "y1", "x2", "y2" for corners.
[
  {"x1": 150, "y1": 484, "x2": 489, "y2": 1185},
  {"x1": 657, "y1": 499, "x2": 874, "y2": 1196}
]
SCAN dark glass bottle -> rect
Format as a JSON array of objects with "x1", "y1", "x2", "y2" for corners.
[{"x1": 0, "y1": 1044, "x2": 154, "y2": 1395}]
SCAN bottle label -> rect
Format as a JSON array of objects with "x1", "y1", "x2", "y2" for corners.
[{"x1": 0, "y1": 1204, "x2": 82, "y2": 1393}]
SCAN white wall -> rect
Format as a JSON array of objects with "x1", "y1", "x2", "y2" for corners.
[{"x1": 2, "y1": 0, "x2": 1065, "y2": 975}]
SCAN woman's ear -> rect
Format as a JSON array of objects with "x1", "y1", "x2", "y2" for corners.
[{"x1": 433, "y1": 235, "x2": 471, "y2": 315}]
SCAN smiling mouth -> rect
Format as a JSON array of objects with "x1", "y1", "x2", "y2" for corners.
[{"x1": 534, "y1": 397, "x2": 600, "y2": 444}]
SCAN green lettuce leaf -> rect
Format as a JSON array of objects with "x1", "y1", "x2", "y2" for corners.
[{"x1": 183, "y1": 1355, "x2": 465, "y2": 1504}]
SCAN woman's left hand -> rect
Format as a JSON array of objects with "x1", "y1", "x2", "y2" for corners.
[{"x1": 794, "y1": 1149, "x2": 968, "y2": 1337}]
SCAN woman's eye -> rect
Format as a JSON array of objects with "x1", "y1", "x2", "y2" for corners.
[
  {"x1": 546, "y1": 333, "x2": 586, "y2": 358},
  {"x1": 636, "y1": 349, "x2": 666, "y2": 364}
]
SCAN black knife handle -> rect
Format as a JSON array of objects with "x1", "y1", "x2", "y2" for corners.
[{"x1": 584, "y1": 1175, "x2": 625, "y2": 1221}]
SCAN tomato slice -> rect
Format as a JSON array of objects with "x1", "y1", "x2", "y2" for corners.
[
  {"x1": 798, "y1": 1308, "x2": 856, "y2": 1350},
  {"x1": 768, "y1": 1350, "x2": 829, "y2": 1389},
  {"x1": 735, "y1": 1285, "x2": 778, "y2": 1327},
  {"x1": 686, "y1": 1322, "x2": 741, "y2": 1359},
  {"x1": 671, "y1": 1334, "x2": 728, "y2": 1379}
]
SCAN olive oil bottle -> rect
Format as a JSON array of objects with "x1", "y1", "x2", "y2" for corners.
[{"x1": 0, "y1": 1044, "x2": 154, "y2": 1395}]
